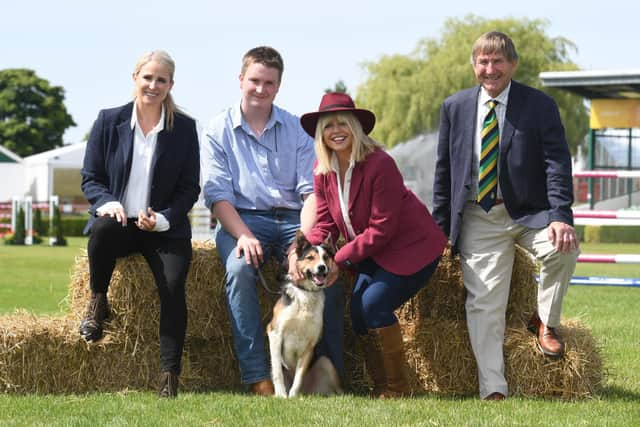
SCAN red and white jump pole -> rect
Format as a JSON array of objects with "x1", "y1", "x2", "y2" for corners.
[
  {"x1": 577, "y1": 254, "x2": 640, "y2": 264},
  {"x1": 573, "y1": 210, "x2": 640, "y2": 226},
  {"x1": 573, "y1": 170, "x2": 640, "y2": 179}
]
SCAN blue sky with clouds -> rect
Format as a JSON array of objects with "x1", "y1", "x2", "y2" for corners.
[{"x1": 3, "y1": 0, "x2": 639, "y2": 145}]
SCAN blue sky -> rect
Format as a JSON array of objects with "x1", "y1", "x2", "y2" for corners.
[{"x1": 3, "y1": 0, "x2": 639, "y2": 145}]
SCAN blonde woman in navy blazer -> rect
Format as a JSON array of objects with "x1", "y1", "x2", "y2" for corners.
[
  {"x1": 299, "y1": 93, "x2": 446, "y2": 398},
  {"x1": 79, "y1": 50, "x2": 200, "y2": 398}
]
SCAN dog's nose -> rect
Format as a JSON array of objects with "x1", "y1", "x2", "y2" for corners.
[{"x1": 317, "y1": 264, "x2": 327, "y2": 274}]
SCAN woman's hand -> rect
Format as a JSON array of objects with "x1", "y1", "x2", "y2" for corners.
[
  {"x1": 99, "y1": 204, "x2": 127, "y2": 226},
  {"x1": 136, "y1": 208, "x2": 157, "y2": 231},
  {"x1": 287, "y1": 251, "x2": 303, "y2": 281}
]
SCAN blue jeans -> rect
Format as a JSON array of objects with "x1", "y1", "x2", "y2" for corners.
[
  {"x1": 350, "y1": 257, "x2": 440, "y2": 335},
  {"x1": 215, "y1": 209, "x2": 344, "y2": 384}
]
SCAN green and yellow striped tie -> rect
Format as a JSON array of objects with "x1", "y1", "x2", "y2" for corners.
[{"x1": 478, "y1": 99, "x2": 499, "y2": 212}]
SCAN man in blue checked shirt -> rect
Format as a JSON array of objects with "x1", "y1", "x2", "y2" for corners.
[{"x1": 202, "y1": 46, "x2": 344, "y2": 395}]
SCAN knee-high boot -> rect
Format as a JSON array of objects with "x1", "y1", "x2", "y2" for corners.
[{"x1": 359, "y1": 322, "x2": 410, "y2": 398}]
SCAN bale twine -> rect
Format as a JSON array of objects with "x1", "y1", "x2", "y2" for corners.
[{"x1": 0, "y1": 241, "x2": 604, "y2": 398}]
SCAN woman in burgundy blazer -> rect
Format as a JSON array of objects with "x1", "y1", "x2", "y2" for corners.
[{"x1": 300, "y1": 93, "x2": 446, "y2": 398}]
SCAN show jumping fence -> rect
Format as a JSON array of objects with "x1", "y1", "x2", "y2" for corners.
[{"x1": 572, "y1": 169, "x2": 640, "y2": 287}]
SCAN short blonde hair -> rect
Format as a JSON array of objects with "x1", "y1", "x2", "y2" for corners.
[
  {"x1": 133, "y1": 50, "x2": 181, "y2": 130},
  {"x1": 314, "y1": 112, "x2": 383, "y2": 175}
]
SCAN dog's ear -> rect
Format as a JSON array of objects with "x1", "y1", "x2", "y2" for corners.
[
  {"x1": 322, "y1": 233, "x2": 336, "y2": 256},
  {"x1": 295, "y1": 230, "x2": 311, "y2": 257}
]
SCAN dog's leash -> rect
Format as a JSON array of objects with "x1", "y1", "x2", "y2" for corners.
[{"x1": 257, "y1": 268, "x2": 282, "y2": 296}]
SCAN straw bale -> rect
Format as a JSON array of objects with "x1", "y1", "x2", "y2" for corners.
[
  {"x1": 399, "y1": 318, "x2": 604, "y2": 398},
  {"x1": 397, "y1": 245, "x2": 538, "y2": 326},
  {"x1": 1, "y1": 240, "x2": 603, "y2": 398}
]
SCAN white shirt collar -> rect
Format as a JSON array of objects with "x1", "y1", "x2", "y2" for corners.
[
  {"x1": 130, "y1": 101, "x2": 166, "y2": 133},
  {"x1": 480, "y1": 81, "x2": 511, "y2": 106}
]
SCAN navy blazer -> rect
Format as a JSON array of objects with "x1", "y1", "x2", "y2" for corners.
[
  {"x1": 81, "y1": 102, "x2": 200, "y2": 238},
  {"x1": 432, "y1": 80, "x2": 574, "y2": 251}
]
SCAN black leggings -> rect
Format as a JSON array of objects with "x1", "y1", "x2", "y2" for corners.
[{"x1": 87, "y1": 216, "x2": 191, "y2": 374}]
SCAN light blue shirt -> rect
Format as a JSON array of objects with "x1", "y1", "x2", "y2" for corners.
[{"x1": 202, "y1": 101, "x2": 315, "y2": 211}]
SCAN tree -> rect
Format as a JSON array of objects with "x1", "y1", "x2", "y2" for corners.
[
  {"x1": 325, "y1": 80, "x2": 349, "y2": 94},
  {"x1": 0, "y1": 69, "x2": 76, "y2": 157},
  {"x1": 356, "y1": 16, "x2": 588, "y2": 153}
]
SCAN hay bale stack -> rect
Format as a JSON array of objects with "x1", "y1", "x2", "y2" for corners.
[
  {"x1": 400, "y1": 318, "x2": 604, "y2": 398},
  {"x1": 0, "y1": 241, "x2": 603, "y2": 398},
  {"x1": 397, "y1": 245, "x2": 537, "y2": 326}
]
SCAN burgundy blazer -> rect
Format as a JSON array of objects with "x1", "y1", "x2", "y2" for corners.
[{"x1": 306, "y1": 149, "x2": 446, "y2": 276}]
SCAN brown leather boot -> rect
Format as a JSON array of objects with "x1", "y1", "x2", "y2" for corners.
[
  {"x1": 79, "y1": 292, "x2": 110, "y2": 342},
  {"x1": 359, "y1": 331, "x2": 387, "y2": 396},
  {"x1": 360, "y1": 323, "x2": 411, "y2": 398},
  {"x1": 158, "y1": 371, "x2": 179, "y2": 398},
  {"x1": 249, "y1": 379, "x2": 274, "y2": 396}
]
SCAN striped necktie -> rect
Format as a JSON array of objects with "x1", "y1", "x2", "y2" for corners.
[{"x1": 477, "y1": 99, "x2": 499, "y2": 212}]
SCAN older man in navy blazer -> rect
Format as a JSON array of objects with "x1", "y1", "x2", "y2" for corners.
[{"x1": 433, "y1": 31, "x2": 579, "y2": 401}]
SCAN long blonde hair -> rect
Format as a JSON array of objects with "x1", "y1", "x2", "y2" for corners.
[
  {"x1": 314, "y1": 112, "x2": 383, "y2": 175},
  {"x1": 132, "y1": 50, "x2": 180, "y2": 130}
]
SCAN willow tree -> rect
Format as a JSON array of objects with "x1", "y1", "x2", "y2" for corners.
[{"x1": 357, "y1": 15, "x2": 588, "y2": 153}]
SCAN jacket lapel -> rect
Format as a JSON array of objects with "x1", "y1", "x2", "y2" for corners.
[
  {"x1": 347, "y1": 163, "x2": 364, "y2": 212},
  {"x1": 501, "y1": 81, "x2": 522, "y2": 155},
  {"x1": 463, "y1": 87, "x2": 480, "y2": 180},
  {"x1": 116, "y1": 103, "x2": 134, "y2": 187},
  {"x1": 151, "y1": 129, "x2": 170, "y2": 174}
]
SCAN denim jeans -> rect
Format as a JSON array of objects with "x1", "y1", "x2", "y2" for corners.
[
  {"x1": 215, "y1": 209, "x2": 344, "y2": 384},
  {"x1": 350, "y1": 257, "x2": 440, "y2": 335}
]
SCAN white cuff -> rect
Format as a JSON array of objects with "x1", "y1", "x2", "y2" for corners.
[
  {"x1": 96, "y1": 201, "x2": 124, "y2": 216},
  {"x1": 153, "y1": 212, "x2": 170, "y2": 232}
]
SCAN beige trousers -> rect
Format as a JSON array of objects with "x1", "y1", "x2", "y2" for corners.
[{"x1": 458, "y1": 202, "x2": 578, "y2": 398}]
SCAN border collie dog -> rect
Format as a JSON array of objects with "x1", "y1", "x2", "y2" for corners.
[{"x1": 267, "y1": 231, "x2": 343, "y2": 398}]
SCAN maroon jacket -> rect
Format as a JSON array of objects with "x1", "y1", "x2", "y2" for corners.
[{"x1": 307, "y1": 149, "x2": 446, "y2": 276}]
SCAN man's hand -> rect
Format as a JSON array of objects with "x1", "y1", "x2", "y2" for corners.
[
  {"x1": 236, "y1": 234, "x2": 263, "y2": 268},
  {"x1": 547, "y1": 221, "x2": 579, "y2": 253}
]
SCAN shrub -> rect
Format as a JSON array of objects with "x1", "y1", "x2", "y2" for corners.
[
  {"x1": 50, "y1": 207, "x2": 67, "y2": 246},
  {"x1": 11, "y1": 207, "x2": 26, "y2": 245}
]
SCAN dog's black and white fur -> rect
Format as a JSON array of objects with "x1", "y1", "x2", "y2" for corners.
[{"x1": 267, "y1": 231, "x2": 343, "y2": 398}]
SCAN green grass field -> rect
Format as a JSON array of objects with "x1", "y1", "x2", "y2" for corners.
[{"x1": 0, "y1": 239, "x2": 638, "y2": 426}]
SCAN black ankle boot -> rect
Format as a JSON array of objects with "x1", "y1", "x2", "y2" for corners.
[
  {"x1": 158, "y1": 371, "x2": 179, "y2": 398},
  {"x1": 79, "y1": 292, "x2": 110, "y2": 342}
]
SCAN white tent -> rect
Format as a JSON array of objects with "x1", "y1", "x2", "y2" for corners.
[
  {"x1": 21, "y1": 142, "x2": 86, "y2": 203},
  {"x1": 0, "y1": 145, "x2": 24, "y2": 201}
]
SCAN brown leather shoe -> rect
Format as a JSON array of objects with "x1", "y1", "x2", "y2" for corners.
[
  {"x1": 483, "y1": 392, "x2": 506, "y2": 401},
  {"x1": 158, "y1": 371, "x2": 179, "y2": 398},
  {"x1": 79, "y1": 292, "x2": 111, "y2": 342},
  {"x1": 528, "y1": 313, "x2": 564, "y2": 358},
  {"x1": 249, "y1": 379, "x2": 274, "y2": 396}
]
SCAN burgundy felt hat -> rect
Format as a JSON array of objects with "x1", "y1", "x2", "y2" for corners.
[{"x1": 300, "y1": 92, "x2": 376, "y2": 137}]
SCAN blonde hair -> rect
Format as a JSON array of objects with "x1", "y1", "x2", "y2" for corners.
[
  {"x1": 132, "y1": 50, "x2": 180, "y2": 130},
  {"x1": 314, "y1": 112, "x2": 383, "y2": 175}
]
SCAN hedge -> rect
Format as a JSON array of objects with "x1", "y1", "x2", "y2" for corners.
[{"x1": 581, "y1": 225, "x2": 640, "y2": 244}]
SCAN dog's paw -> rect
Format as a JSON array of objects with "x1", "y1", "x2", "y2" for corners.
[{"x1": 274, "y1": 384, "x2": 288, "y2": 398}]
